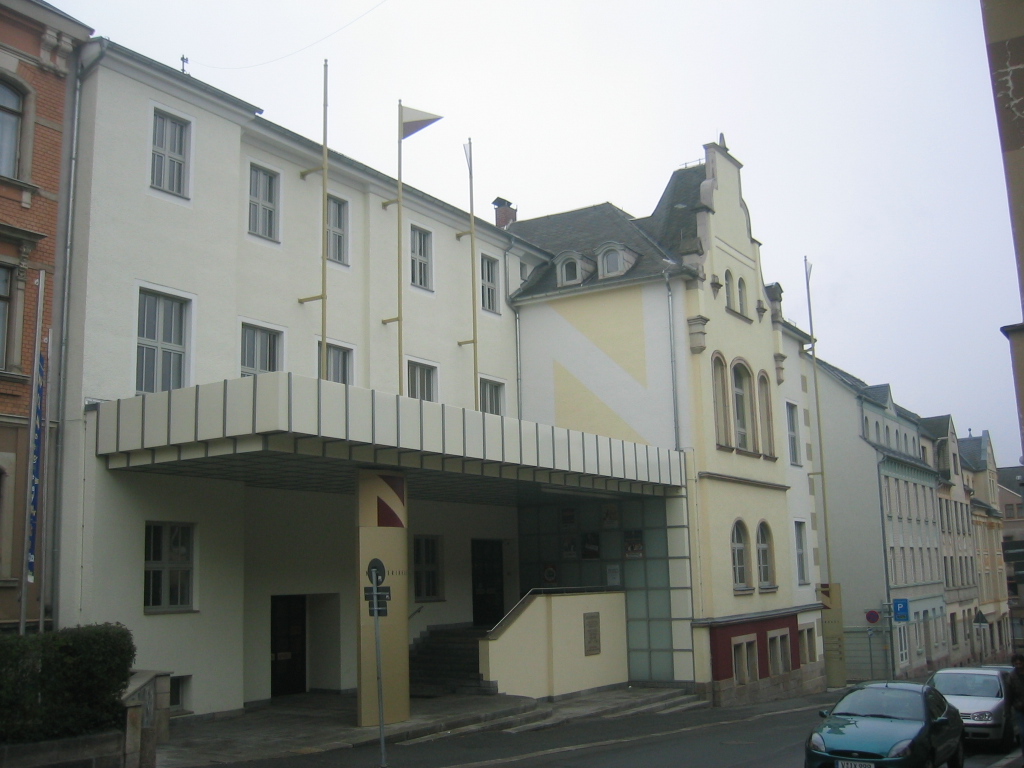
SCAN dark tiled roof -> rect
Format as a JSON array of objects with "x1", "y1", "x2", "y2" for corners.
[
  {"x1": 860, "y1": 384, "x2": 892, "y2": 407},
  {"x1": 633, "y1": 164, "x2": 707, "y2": 257},
  {"x1": 816, "y1": 358, "x2": 870, "y2": 392},
  {"x1": 959, "y1": 435, "x2": 987, "y2": 470},
  {"x1": 509, "y1": 203, "x2": 684, "y2": 300},
  {"x1": 919, "y1": 415, "x2": 953, "y2": 440},
  {"x1": 998, "y1": 466, "x2": 1024, "y2": 490}
]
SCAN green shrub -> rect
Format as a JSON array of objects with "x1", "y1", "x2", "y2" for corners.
[{"x1": 0, "y1": 623, "x2": 135, "y2": 743}]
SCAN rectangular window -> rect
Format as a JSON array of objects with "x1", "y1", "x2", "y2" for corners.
[
  {"x1": 327, "y1": 196, "x2": 348, "y2": 264},
  {"x1": 798, "y1": 626, "x2": 816, "y2": 665},
  {"x1": 248, "y1": 165, "x2": 278, "y2": 240},
  {"x1": 241, "y1": 324, "x2": 280, "y2": 376},
  {"x1": 897, "y1": 624, "x2": 909, "y2": 664},
  {"x1": 413, "y1": 535, "x2": 442, "y2": 601},
  {"x1": 768, "y1": 631, "x2": 791, "y2": 676},
  {"x1": 137, "y1": 291, "x2": 186, "y2": 394},
  {"x1": 786, "y1": 402, "x2": 800, "y2": 465},
  {"x1": 0, "y1": 266, "x2": 11, "y2": 369},
  {"x1": 732, "y1": 637, "x2": 758, "y2": 685},
  {"x1": 949, "y1": 613, "x2": 958, "y2": 646},
  {"x1": 481, "y1": 255, "x2": 499, "y2": 312},
  {"x1": 317, "y1": 342, "x2": 352, "y2": 384},
  {"x1": 151, "y1": 111, "x2": 189, "y2": 196},
  {"x1": 480, "y1": 378, "x2": 503, "y2": 415},
  {"x1": 795, "y1": 521, "x2": 808, "y2": 584},
  {"x1": 408, "y1": 361, "x2": 436, "y2": 401},
  {"x1": 410, "y1": 226, "x2": 432, "y2": 289},
  {"x1": 144, "y1": 522, "x2": 193, "y2": 612}
]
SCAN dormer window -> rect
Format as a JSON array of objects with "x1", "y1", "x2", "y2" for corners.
[
  {"x1": 604, "y1": 249, "x2": 620, "y2": 275},
  {"x1": 563, "y1": 259, "x2": 578, "y2": 283},
  {"x1": 555, "y1": 250, "x2": 595, "y2": 287}
]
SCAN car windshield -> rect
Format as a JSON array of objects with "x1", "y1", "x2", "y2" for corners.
[
  {"x1": 832, "y1": 687, "x2": 925, "y2": 721},
  {"x1": 931, "y1": 673, "x2": 1002, "y2": 698}
]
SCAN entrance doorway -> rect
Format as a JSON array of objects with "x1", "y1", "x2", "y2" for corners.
[
  {"x1": 472, "y1": 539, "x2": 504, "y2": 627},
  {"x1": 271, "y1": 594, "x2": 306, "y2": 696}
]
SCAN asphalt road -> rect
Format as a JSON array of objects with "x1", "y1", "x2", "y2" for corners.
[{"x1": 232, "y1": 695, "x2": 1024, "y2": 768}]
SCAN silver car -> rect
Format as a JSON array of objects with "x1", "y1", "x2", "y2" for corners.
[{"x1": 926, "y1": 667, "x2": 1017, "y2": 752}]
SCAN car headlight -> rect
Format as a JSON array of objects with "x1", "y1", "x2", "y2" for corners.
[
  {"x1": 971, "y1": 712, "x2": 994, "y2": 722},
  {"x1": 887, "y1": 739, "x2": 914, "y2": 758},
  {"x1": 808, "y1": 732, "x2": 826, "y2": 752}
]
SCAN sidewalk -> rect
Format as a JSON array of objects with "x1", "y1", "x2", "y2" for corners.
[{"x1": 158, "y1": 686, "x2": 706, "y2": 768}]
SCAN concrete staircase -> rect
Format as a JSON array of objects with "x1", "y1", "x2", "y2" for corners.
[{"x1": 409, "y1": 626, "x2": 497, "y2": 697}]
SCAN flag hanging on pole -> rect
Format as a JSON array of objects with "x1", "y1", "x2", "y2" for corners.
[{"x1": 400, "y1": 105, "x2": 442, "y2": 139}]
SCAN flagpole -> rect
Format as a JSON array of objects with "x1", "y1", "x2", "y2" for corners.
[
  {"x1": 320, "y1": 60, "x2": 328, "y2": 379},
  {"x1": 19, "y1": 269, "x2": 45, "y2": 635},
  {"x1": 396, "y1": 100, "x2": 404, "y2": 395}
]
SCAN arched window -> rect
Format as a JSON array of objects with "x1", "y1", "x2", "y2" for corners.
[
  {"x1": 885, "y1": 425, "x2": 891, "y2": 446},
  {"x1": 0, "y1": 82, "x2": 22, "y2": 179},
  {"x1": 732, "y1": 521, "x2": 750, "y2": 588},
  {"x1": 732, "y1": 363, "x2": 755, "y2": 451},
  {"x1": 603, "y1": 249, "x2": 620, "y2": 275},
  {"x1": 712, "y1": 355, "x2": 731, "y2": 446},
  {"x1": 757, "y1": 373, "x2": 773, "y2": 456},
  {"x1": 756, "y1": 523, "x2": 774, "y2": 587},
  {"x1": 895, "y1": 429, "x2": 900, "y2": 450},
  {"x1": 737, "y1": 278, "x2": 747, "y2": 315},
  {"x1": 864, "y1": 417, "x2": 869, "y2": 438},
  {"x1": 904, "y1": 433, "x2": 909, "y2": 454},
  {"x1": 724, "y1": 270, "x2": 735, "y2": 310},
  {"x1": 875, "y1": 422, "x2": 881, "y2": 443},
  {"x1": 562, "y1": 259, "x2": 578, "y2": 284}
]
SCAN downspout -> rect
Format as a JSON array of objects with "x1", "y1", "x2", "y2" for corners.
[
  {"x1": 663, "y1": 270, "x2": 681, "y2": 451},
  {"x1": 502, "y1": 239, "x2": 522, "y2": 419},
  {"x1": 876, "y1": 453, "x2": 896, "y2": 679},
  {"x1": 51, "y1": 38, "x2": 107, "y2": 629}
]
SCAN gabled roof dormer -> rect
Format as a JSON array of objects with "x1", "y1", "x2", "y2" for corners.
[
  {"x1": 595, "y1": 241, "x2": 638, "y2": 279},
  {"x1": 555, "y1": 250, "x2": 594, "y2": 287}
]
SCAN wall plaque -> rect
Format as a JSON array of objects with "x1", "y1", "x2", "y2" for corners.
[{"x1": 584, "y1": 611, "x2": 601, "y2": 656}]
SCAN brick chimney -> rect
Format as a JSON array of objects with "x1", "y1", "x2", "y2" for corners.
[{"x1": 492, "y1": 197, "x2": 516, "y2": 230}]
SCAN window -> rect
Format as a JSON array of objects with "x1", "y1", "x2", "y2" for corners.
[
  {"x1": 604, "y1": 249, "x2": 619, "y2": 274},
  {"x1": 409, "y1": 226, "x2": 432, "y2": 288},
  {"x1": 248, "y1": 165, "x2": 278, "y2": 240},
  {"x1": 724, "y1": 270, "x2": 735, "y2": 309},
  {"x1": 897, "y1": 624, "x2": 909, "y2": 664},
  {"x1": 732, "y1": 636, "x2": 757, "y2": 684},
  {"x1": 952, "y1": 453, "x2": 960, "y2": 475},
  {"x1": 756, "y1": 523, "x2": 774, "y2": 587},
  {"x1": 144, "y1": 522, "x2": 193, "y2": 612},
  {"x1": 0, "y1": 266, "x2": 10, "y2": 368},
  {"x1": 767, "y1": 630, "x2": 790, "y2": 675},
  {"x1": 481, "y1": 255, "x2": 499, "y2": 312},
  {"x1": 712, "y1": 355, "x2": 731, "y2": 446},
  {"x1": 137, "y1": 291, "x2": 186, "y2": 394},
  {"x1": 798, "y1": 626, "x2": 816, "y2": 664},
  {"x1": 875, "y1": 422, "x2": 881, "y2": 443},
  {"x1": 795, "y1": 521, "x2": 808, "y2": 584},
  {"x1": 757, "y1": 375, "x2": 773, "y2": 456},
  {"x1": 408, "y1": 361, "x2": 436, "y2": 401},
  {"x1": 732, "y1": 521, "x2": 750, "y2": 589},
  {"x1": 562, "y1": 259, "x2": 579, "y2": 284},
  {"x1": 327, "y1": 196, "x2": 348, "y2": 264},
  {"x1": 413, "y1": 535, "x2": 443, "y2": 600},
  {"x1": 732, "y1": 364, "x2": 754, "y2": 451},
  {"x1": 0, "y1": 82, "x2": 22, "y2": 179},
  {"x1": 786, "y1": 402, "x2": 801, "y2": 464},
  {"x1": 169, "y1": 676, "x2": 189, "y2": 711},
  {"x1": 885, "y1": 425, "x2": 890, "y2": 446},
  {"x1": 317, "y1": 342, "x2": 352, "y2": 384},
  {"x1": 151, "y1": 111, "x2": 189, "y2": 196},
  {"x1": 480, "y1": 378, "x2": 503, "y2": 415},
  {"x1": 241, "y1": 324, "x2": 280, "y2": 376},
  {"x1": 737, "y1": 278, "x2": 747, "y2": 315}
]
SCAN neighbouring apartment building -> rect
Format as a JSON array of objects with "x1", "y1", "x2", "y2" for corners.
[{"x1": 0, "y1": 0, "x2": 89, "y2": 632}]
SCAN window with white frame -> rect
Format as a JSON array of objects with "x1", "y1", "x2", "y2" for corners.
[
  {"x1": 0, "y1": 265, "x2": 11, "y2": 369},
  {"x1": 786, "y1": 402, "x2": 800, "y2": 465},
  {"x1": 151, "y1": 111, "x2": 189, "y2": 196},
  {"x1": 144, "y1": 522, "x2": 194, "y2": 612},
  {"x1": 413, "y1": 534, "x2": 443, "y2": 600},
  {"x1": 481, "y1": 255, "x2": 499, "y2": 312},
  {"x1": 724, "y1": 270, "x2": 734, "y2": 309},
  {"x1": 756, "y1": 522, "x2": 774, "y2": 588},
  {"x1": 767, "y1": 630, "x2": 790, "y2": 675},
  {"x1": 732, "y1": 363, "x2": 755, "y2": 451},
  {"x1": 0, "y1": 82, "x2": 22, "y2": 179},
  {"x1": 732, "y1": 521, "x2": 750, "y2": 589},
  {"x1": 317, "y1": 341, "x2": 352, "y2": 384},
  {"x1": 897, "y1": 624, "x2": 909, "y2": 664},
  {"x1": 732, "y1": 635, "x2": 757, "y2": 684},
  {"x1": 408, "y1": 361, "x2": 436, "y2": 401},
  {"x1": 737, "y1": 277, "x2": 747, "y2": 315},
  {"x1": 248, "y1": 165, "x2": 278, "y2": 240},
  {"x1": 757, "y1": 374, "x2": 773, "y2": 456},
  {"x1": 327, "y1": 196, "x2": 348, "y2": 264},
  {"x1": 560, "y1": 258, "x2": 580, "y2": 285},
  {"x1": 480, "y1": 378, "x2": 503, "y2": 415},
  {"x1": 241, "y1": 324, "x2": 280, "y2": 376},
  {"x1": 795, "y1": 521, "x2": 808, "y2": 585},
  {"x1": 137, "y1": 290, "x2": 187, "y2": 394},
  {"x1": 410, "y1": 226, "x2": 432, "y2": 288}
]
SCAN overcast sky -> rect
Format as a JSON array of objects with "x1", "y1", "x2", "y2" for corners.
[{"x1": 54, "y1": 0, "x2": 1024, "y2": 467}]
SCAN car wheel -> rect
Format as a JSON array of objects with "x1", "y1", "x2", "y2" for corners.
[
  {"x1": 945, "y1": 738, "x2": 964, "y2": 768},
  {"x1": 1000, "y1": 718, "x2": 1016, "y2": 753}
]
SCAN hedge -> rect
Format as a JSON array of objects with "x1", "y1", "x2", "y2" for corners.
[{"x1": 0, "y1": 623, "x2": 136, "y2": 744}]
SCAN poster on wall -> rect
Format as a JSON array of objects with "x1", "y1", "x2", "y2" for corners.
[
  {"x1": 606, "y1": 563, "x2": 621, "y2": 586},
  {"x1": 561, "y1": 508, "x2": 576, "y2": 529},
  {"x1": 624, "y1": 529, "x2": 644, "y2": 559},
  {"x1": 582, "y1": 532, "x2": 601, "y2": 559},
  {"x1": 561, "y1": 535, "x2": 579, "y2": 559},
  {"x1": 601, "y1": 503, "x2": 620, "y2": 529}
]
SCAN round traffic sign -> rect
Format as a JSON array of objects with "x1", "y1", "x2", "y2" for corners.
[
  {"x1": 366, "y1": 558, "x2": 386, "y2": 586},
  {"x1": 865, "y1": 609, "x2": 880, "y2": 624}
]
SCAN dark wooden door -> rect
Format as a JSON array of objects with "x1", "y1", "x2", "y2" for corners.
[
  {"x1": 472, "y1": 539, "x2": 504, "y2": 627},
  {"x1": 271, "y1": 594, "x2": 306, "y2": 696}
]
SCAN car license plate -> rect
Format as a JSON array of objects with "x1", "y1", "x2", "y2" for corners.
[{"x1": 837, "y1": 762, "x2": 872, "y2": 768}]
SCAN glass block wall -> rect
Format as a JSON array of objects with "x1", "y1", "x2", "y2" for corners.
[{"x1": 518, "y1": 495, "x2": 678, "y2": 681}]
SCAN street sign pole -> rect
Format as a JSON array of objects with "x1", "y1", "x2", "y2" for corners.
[{"x1": 373, "y1": 569, "x2": 386, "y2": 767}]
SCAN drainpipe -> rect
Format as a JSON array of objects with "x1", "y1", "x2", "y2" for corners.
[
  {"x1": 663, "y1": 271, "x2": 681, "y2": 451},
  {"x1": 876, "y1": 454, "x2": 896, "y2": 679},
  {"x1": 502, "y1": 240, "x2": 522, "y2": 419},
  {"x1": 51, "y1": 38, "x2": 107, "y2": 629}
]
